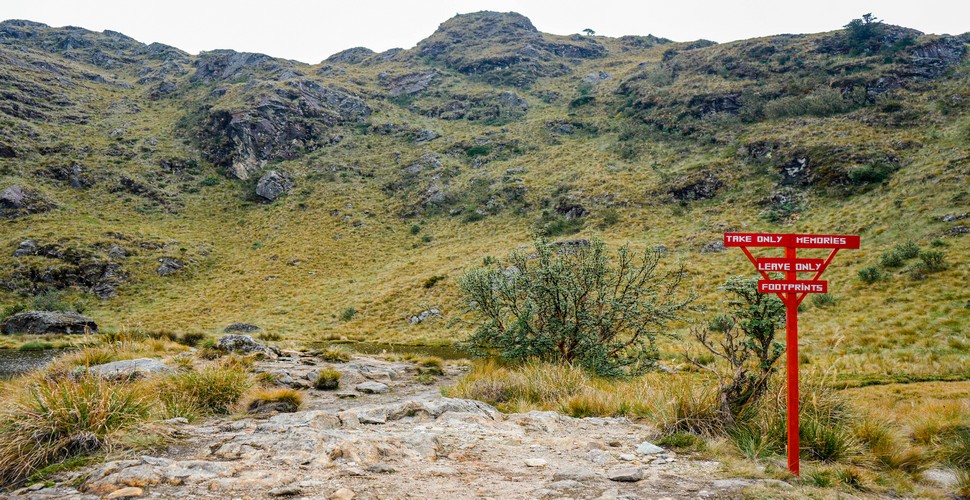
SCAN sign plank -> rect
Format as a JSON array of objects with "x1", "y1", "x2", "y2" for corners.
[
  {"x1": 756, "y1": 258, "x2": 825, "y2": 273},
  {"x1": 724, "y1": 233, "x2": 860, "y2": 249},
  {"x1": 757, "y1": 280, "x2": 828, "y2": 294}
]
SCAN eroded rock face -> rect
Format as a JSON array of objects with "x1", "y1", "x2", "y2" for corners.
[
  {"x1": 383, "y1": 69, "x2": 440, "y2": 97},
  {"x1": 1, "y1": 310, "x2": 98, "y2": 334},
  {"x1": 255, "y1": 170, "x2": 293, "y2": 202},
  {"x1": 199, "y1": 81, "x2": 370, "y2": 180},
  {"x1": 902, "y1": 36, "x2": 966, "y2": 79}
]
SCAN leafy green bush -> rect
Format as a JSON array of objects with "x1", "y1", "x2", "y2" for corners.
[
  {"x1": 919, "y1": 250, "x2": 946, "y2": 272},
  {"x1": 687, "y1": 277, "x2": 785, "y2": 425},
  {"x1": 409, "y1": 223, "x2": 421, "y2": 235},
  {"x1": 843, "y1": 13, "x2": 885, "y2": 54},
  {"x1": 894, "y1": 241, "x2": 921, "y2": 260},
  {"x1": 338, "y1": 307, "x2": 357, "y2": 322},
  {"x1": 879, "y1": 250, "x2": 904, "y2": 268},
  {"x1": 858, "y1": 266, "x2": 883, "y2": 284},
  {"x1": 848, "y1": 160, "x2": 898, "y2": 185},
  {"x1": 811, "y1": 293, "x2": 839, "y2": 309},
  {"x1": 30, "y1": 290, "x2": 73, "y2": 312},
  {"x1": 458, "y1": 237, "x2": 695, "y2": 376}
]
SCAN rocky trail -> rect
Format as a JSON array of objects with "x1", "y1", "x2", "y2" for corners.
[{"x1": 6, "y1": 352, "x2": 792, "y2": 499}]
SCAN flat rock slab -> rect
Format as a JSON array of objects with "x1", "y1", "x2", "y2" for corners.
[
  {"x1": 636, "y1": 442, "x2": 664, "y2": 455},
  {"x1": 607, "y1": 467, "x2": 644, "y2": 482},
  {"x1": 356, "y1": 382, "x2": 390, "y2": 394},
  {"x1": 87, "y1": 358, "x2": 172, "y2": 380}
]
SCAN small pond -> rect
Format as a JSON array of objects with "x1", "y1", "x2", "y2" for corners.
[
  {"x1": 0, "y1": 348, "x2": 65, "y2": 379},
  {"x1": 311, "y1": 341, "x2": 467, "y2": 360}
]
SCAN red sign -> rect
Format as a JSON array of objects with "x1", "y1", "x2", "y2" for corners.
[
  {"x1": 758, "y1": 280, "x2": 828, "y2": 294},
  {"x1": 724, "y1": 231, "x2": 859, "y2": 477},
  {"x1": 724, "y1": 233, "x2": 860, "y2": 249},
  {"x1": 756, "y1": 258, "x2": 824, "y2": 273}
]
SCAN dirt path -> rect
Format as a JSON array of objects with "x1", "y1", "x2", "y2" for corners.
[{"x1": 6, "y1": 352, "x2": 794, "y2": 499}]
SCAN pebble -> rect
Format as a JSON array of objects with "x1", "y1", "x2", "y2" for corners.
[
  {"x1": 525, "y1": 458, "x2": 548, "y2": 467},
  {"x1": 619, "y1": 453, "x2": 636, "y2": 461}
]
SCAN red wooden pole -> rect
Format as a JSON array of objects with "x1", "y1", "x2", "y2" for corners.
[{"x1": 785, "y1": 245, "x2": 800, "y2": 476}]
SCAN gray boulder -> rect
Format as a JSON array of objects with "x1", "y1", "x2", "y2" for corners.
[
  {"x1": 0, "y1": 185, "x2": 54, "y2": 217},
  {"x1": 156, "y1": 257, "x2": 184, "y2": 276},
  {"x1": 384, "y1": 69, "x2": 439, "y2": 97},
  {"x1": 224, "y1": 322, "x2": 261, "y2": 333},
  {"x1": 13, "y1": 239, "x2": 37, "y2": 257},
  {"x1": 255, "y1": 170, "x2": 293, "y2": 202},
  {"x1": 636, "y1": 442, "x2": 664, "y2": 455},
  {"x1": 2, "y1": 311, "x2": 98, "y2": 335},
  {"x1": 216, "y1": 334, "x2": 278, "y2": 357},
  {"x1": 87, "y1": 358, "x2": 172, "y2": 380},
  {"x1": 700, "y1": 241, "x2": 726, "y2": 253},
  {"x1": 582, "y1": 71, "x2": 612, "y2": 84},
  {"x1": 408, "y1": 307, "x2": 441, "y2": 324}
]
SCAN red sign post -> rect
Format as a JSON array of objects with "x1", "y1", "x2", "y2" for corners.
[{"x1": 724, "y1": 232, "x2": 859, "y2": 476}]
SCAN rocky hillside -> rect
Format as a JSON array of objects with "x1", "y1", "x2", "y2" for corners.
[{"x1": 0, "y1": 13, "x2": 967, "y2": 377}]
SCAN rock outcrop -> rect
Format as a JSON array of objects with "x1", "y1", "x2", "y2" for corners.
[
  {"x1": 1, "y1": 310, "x2": 98, "y2": 334},
  {"x1": 0, "y1": 185, "x2": 55, "y2": 217}
]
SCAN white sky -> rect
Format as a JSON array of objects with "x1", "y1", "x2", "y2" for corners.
[{"x1": 3, "y1": 1, "x2": 968, "y2": 63}]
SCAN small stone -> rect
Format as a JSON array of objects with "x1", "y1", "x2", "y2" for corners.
[
  {"x1": 586, "y1": 440, "x2": 607, "y2": 450},
  {"x1": 607, "y1": 467, "x2": 643, "y2": 482},
  {"x1": 525, "y1": 458, "x2": 548, "y2": 467},
  {"x1": 162, "y1": 417, "x2": 189, "y2": 425},
  {"x1": 619, "y1": 454, "x2": 636, "y2": 461},
  {"x1": 335, "y1": 392, "x2": 358, "y2": 399},
  {"x1": 330, "y1": 487, "x2": 355, "y2": 500},
  {"x1": 355, "y1": 382, "x2": 389, "y2": 394},
  {"x1": 636, "y1": 442, "x2": 664, "y2": 455},
  {"x1": 106, "y1": 487, "x2": 145, "y2": 498},
  {"x1": 367, "y1": 463, "x2": 396, "y2": 474},
  {"x1": 269, "y1": 484, "x2": 303, "y2": 496}
]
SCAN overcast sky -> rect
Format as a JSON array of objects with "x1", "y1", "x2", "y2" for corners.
[{"x1": 4, "y1": 1, "x2": 968, "y2": 63}]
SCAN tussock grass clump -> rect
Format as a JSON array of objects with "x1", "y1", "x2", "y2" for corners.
[
  {"x1": 240, "y1": 387, "x2": 303, "y2": 414},
  {"x1": 256, "y1": 332, "x2": 282, "y2": 342},
  {"x1": 0, "y1": 374, "x2": 151, "y2": 485},
  {"x1": 159, "y1": 365, "x2": 251, "y2": 415},
  {"x1": 417, "y1": 356, "x2": 445, "y2": 376},
  {"x1": 318, "y1": 346, "x2": 352, "y2": 363},
  {"x1": 314, "y1": 368, "x2": 341, "y2": 390}
]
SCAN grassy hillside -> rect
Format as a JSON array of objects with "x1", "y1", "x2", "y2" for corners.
[{"x1": 0, "y1": 13, "x2": 967, "y2": 387}]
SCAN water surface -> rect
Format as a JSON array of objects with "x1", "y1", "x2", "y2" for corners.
[{"x1": 0, "y1": 348, "x2": 64, "y2": 379}]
